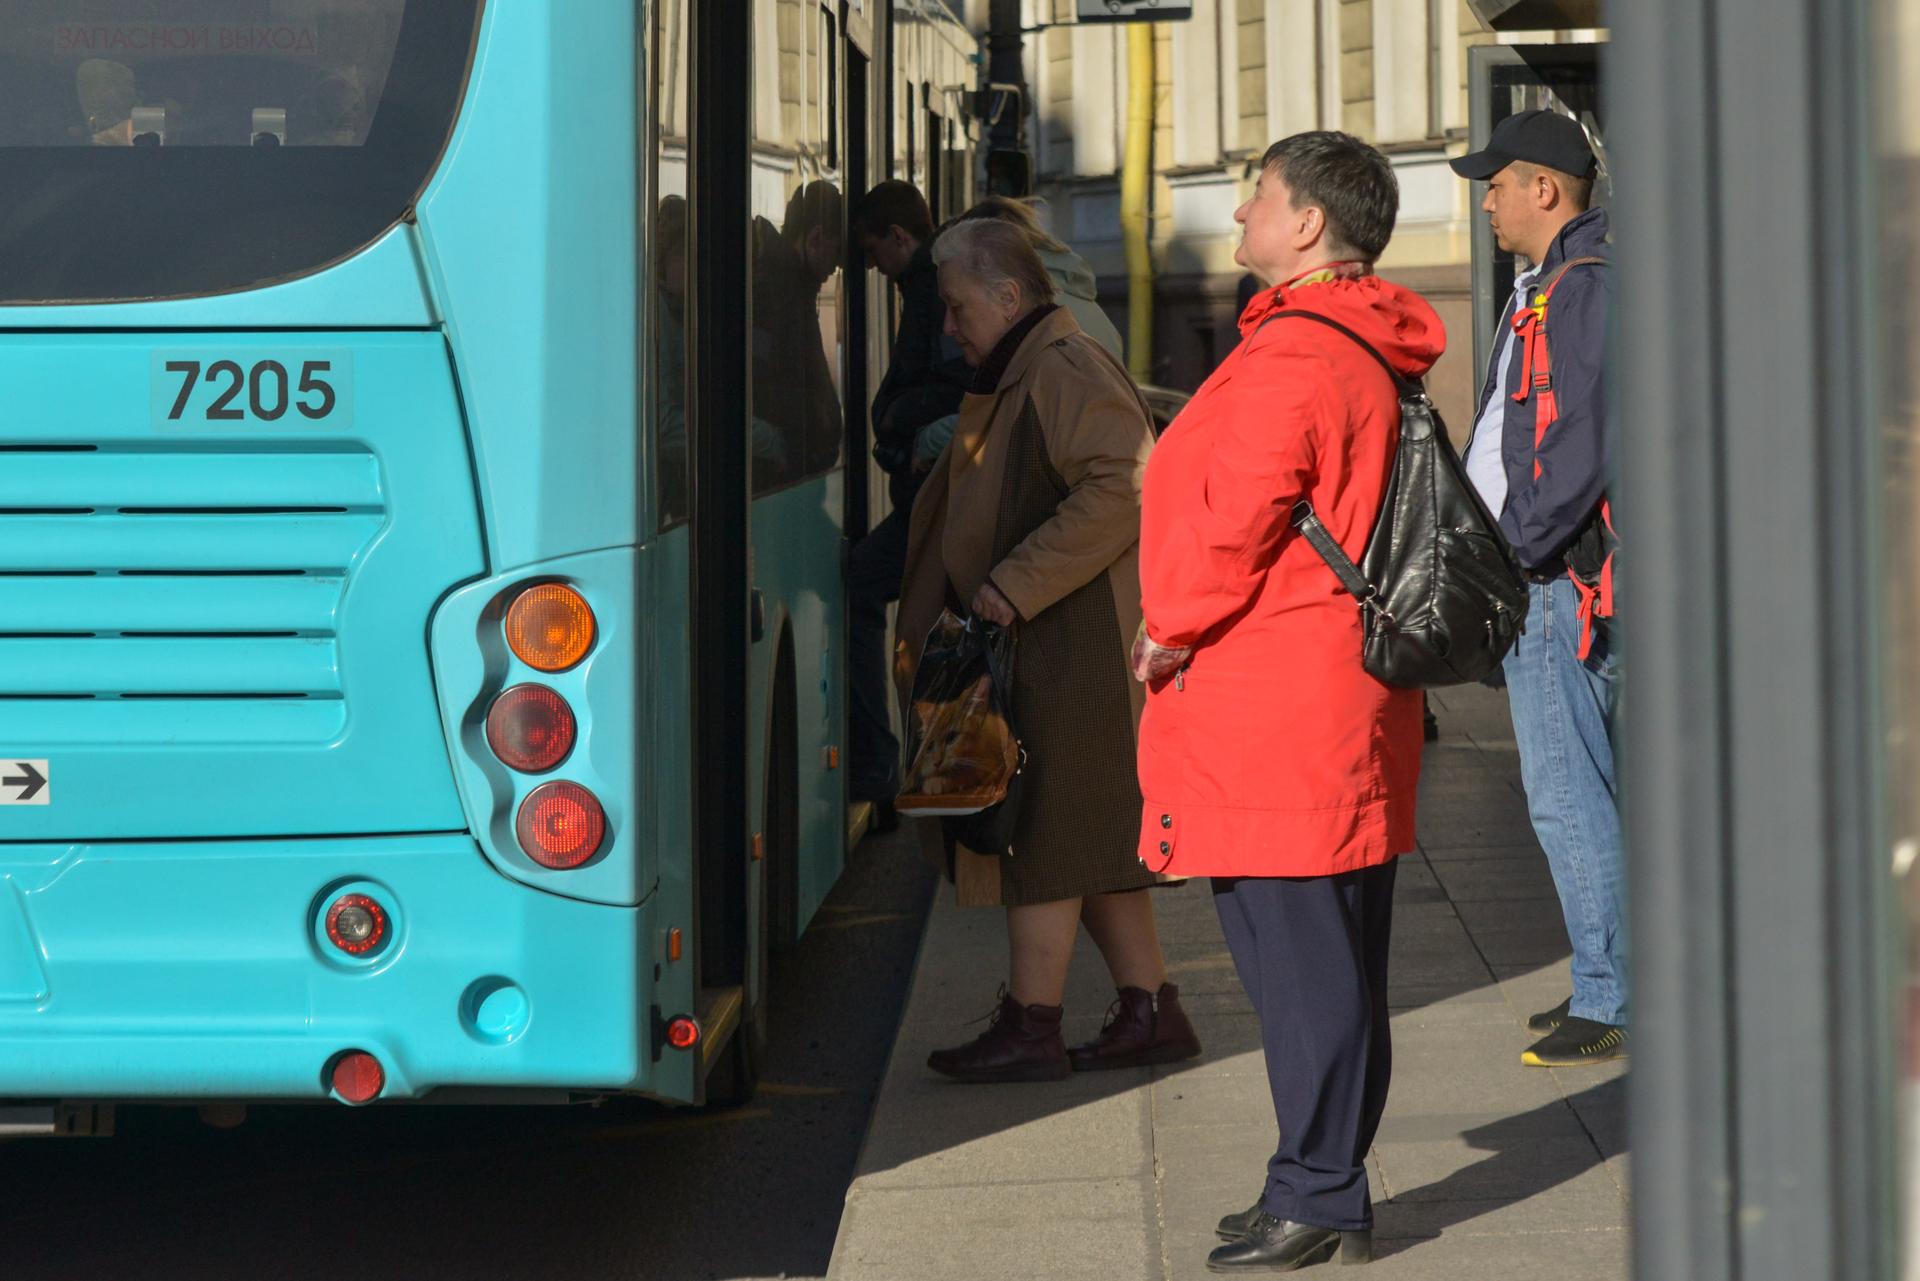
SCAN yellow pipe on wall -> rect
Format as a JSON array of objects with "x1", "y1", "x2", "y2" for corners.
[{"x1": 1120, "y1": 23, "x2": 1155, "y2": 384}]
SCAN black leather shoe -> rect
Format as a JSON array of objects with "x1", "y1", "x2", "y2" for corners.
[
  {"x1": 1206, "y1": 1213, "x2": 1372, "y2": 1272},
  {"x1": 1217, "y1": 1199, "x2": 1262, "y2": 1241}
]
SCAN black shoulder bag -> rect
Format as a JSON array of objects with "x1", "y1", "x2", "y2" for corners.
[{"x1": 1265, "y1": 311, "x2": 1528, "y2": 689}]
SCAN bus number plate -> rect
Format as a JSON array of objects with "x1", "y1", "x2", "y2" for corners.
[{"x1": 152, "y1": 351, "x2": 353, "y2": 429}]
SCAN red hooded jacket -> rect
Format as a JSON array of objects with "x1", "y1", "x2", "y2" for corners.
[{"x1": 1136, "y1": 272, "x2": 1445, "y2": 878}]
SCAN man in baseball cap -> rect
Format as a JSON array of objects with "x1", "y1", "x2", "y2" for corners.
[
  {"x1": 1449, "y1": 107, "x2": 1598, "y2": 184},
  {"x1": 1453, "y1": 108, "x2": 1629, "y2": 1072}
]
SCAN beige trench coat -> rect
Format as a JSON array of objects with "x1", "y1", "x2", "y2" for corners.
[{"x1": 895, "y1": 307, "x2": 1167, "y2": 906}]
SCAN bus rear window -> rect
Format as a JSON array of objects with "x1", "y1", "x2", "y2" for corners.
[{"x1": 0, "y1": 1, "x2": 481, "y2": 304}]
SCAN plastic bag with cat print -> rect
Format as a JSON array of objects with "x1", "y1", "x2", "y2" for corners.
[{"x1": 896, "y1": 610, "x2": 1025, "y2": 854}]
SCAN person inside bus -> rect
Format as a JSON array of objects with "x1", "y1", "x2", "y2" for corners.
[
  {"x1": 896, "y1": 217, "x2": 1200, "y2": 1083},
  {"x1": 749, "y1": 179, "x2": 844, "y2": 491},
  {"x1": 1132, "y1": 131, "x2": 1442, "y2": 1271},
  {"x1": 894, "y1": 196, "x2": 1128, "y2": 491},
  {"x1": 847, "y1": 181, "x2": 972, "y2": 816},
  {"x1": 76, "y1": 58, "x2": 136, "y2": 145},
  {"x1": 1450, "y1": 111, "x2": 1625, "y2": 1068}
]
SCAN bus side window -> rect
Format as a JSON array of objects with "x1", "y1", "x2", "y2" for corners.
[{"x1": 745, "y1": 0, "x2": 845, "y2": 498}]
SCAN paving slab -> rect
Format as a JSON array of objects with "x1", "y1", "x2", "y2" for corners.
[{"x1": 827, "y1": 683, "x2": 1628, "y2": 1281}]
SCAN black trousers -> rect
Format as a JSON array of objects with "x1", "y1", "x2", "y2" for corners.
[
  {"x1": 1211, "y1": 860, "x2": 1397, "y2": 1231},
  {"x1": 847, "y1": 505, "x2": 911, "y2": 801}
]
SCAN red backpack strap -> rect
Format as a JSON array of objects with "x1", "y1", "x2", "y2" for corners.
[{"x1": 1510, "y1": 256, "x2": 1615, "y2": 656}]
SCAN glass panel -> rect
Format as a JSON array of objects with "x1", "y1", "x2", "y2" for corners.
[
  {"x1": 1877, "y1": 1, "x2": 1920, "y2": 1275},
  {"x1": 652, "y1": 0, "x2": 691, "y2": 527},
  {"x1": 0, "y1": 0, "x2": 408, "y2": 147},
  {"x1": 0, "y1": 0, "x2": 479, "y2": 302},
  {"x1": 748, "y1": 0, "x2": 845, "y2": 496}
]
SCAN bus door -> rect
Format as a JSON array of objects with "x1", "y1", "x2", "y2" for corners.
[{"x1": 845, "y1": 8, "x2": 877, "y2": 545}]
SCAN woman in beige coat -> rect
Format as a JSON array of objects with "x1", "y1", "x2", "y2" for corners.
[{"x1": 896, "y1": 219, "x2": 1199, "y2": 1083}]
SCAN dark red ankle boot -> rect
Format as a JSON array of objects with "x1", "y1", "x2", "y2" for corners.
[
  {"x1": 928, "y1": 990, "x2": 1072, "y2": 1083},
  {"x1": 1068, "y1": 981, "x2": 1202, "y2": 1071}
]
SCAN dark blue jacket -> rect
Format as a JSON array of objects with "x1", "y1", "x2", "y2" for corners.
[
  {"x1": 1470, "y1": 206, "x2": 1612, "y2": 573},
  {"x1": 870, "y1": 243, "x2": 970, "y2": 499}
]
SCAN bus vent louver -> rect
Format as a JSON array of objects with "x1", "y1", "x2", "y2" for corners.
[{"x1": 0, "y1": 445, "x2": 383, "y2": 743}]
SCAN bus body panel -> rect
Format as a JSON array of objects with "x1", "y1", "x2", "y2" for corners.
[
  {"x1": 0, "y1": 835, "x2": 651, "y2": 1099},
  {"x1": 748, "y1": 476, "x2": 849, "y2": 935},
  {"x1": 412, "y1": 0, "x2": 643, "y2": 571},
  {"x1": 0, "y1": 331, "x2": 485, "y2": 842},
  {"x1": 643, "y1": 524, "x2": 697, "y2": 1103},
  {"x1": 0, "y1": 226, "x2": 439, "y2": 332},
  {"x1": 428, "y1": 545, "x2": 648, "y2": 908}
]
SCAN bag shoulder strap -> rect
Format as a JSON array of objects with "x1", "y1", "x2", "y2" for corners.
[
  {"x1": 1257, "y1": 308, "x2": 1420, "y2": 399},
  {"x1": 1254, "y1": 309, "x2": 1413, "y2": 614},
  {"x1": 1289, "y1": 499, "x2": 1383, "y2": 613},
  {"x1": 1537, "y1": 254, "x2": 1609, "y2": 305}
]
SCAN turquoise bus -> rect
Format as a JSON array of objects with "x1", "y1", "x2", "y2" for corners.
[{"x1": 0, "y1": 0, "x2": 977, "y2": 1123}]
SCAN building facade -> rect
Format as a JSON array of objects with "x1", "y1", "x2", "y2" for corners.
[{"x1": 960, "y1": 0, "x2": 1600, "y2": 425}]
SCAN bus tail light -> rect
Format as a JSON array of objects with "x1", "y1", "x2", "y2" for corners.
[
  {"x1": 486, "y1": 684, "x2": 577, "y2": 772},
  {"x1": 331, "y1": 1051, "x2": 385, "y2": 1104},
  {"x1": 324, "y1": 893, "x2": 390, "y2": 956},
  {"x1": 665, "y1": 1016, "x2": 700, "y2": 1050},
  {"x1": 505, "y1": 583, "x2": 595, "y2": 672},
  {"x1": 516, "y1": 781, "x2": 607, "y2": 869}
]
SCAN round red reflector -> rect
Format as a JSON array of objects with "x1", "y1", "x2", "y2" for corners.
[
  {"x1": 516, "y1": 781, "x2": 608, "y2": 869},
  {"x1": 324, "y1": 893, "x2": 390, "y2": 956},
  {"x1": 666, "y1": 1016, "x2": 700, "y2": 1050},
  {"x1": 485, "y1": 684, "x2": 577, "y2": 773},
  {"x1": 332, "y1": 1051, "x2": 385, "y2": 1104},
  {"x1": 505, "y1": 583, "x2": 595, "y2": 672}
]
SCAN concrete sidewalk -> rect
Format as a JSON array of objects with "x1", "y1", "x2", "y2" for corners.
[{"x1": 826, "y1": 684, "x2": 1629, "y2": 1281}]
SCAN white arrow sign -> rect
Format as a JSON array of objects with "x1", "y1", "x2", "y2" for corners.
[{"x1": 0, "y1": 761, "x2": 49, "y2": 806}]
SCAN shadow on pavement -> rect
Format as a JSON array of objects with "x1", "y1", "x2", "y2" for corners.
[{"x1": 0, "y1": 829, "x2": 938, "y2": 1281}]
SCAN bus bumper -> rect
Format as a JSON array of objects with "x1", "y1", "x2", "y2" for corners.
[{"x1": 0, "y1": 835, "x2": 656, "y2": 1101}]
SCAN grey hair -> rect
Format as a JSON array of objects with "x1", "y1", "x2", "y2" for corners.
[{"x1": 931, "y1": 218, "x2": 1056, "y2": 310}]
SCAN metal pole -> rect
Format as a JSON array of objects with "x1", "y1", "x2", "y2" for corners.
[
  {"x1": 986, "y1": 0, "x2": 1026, "y2": 153},
  {"x1": 1121, "y1": 23, "x2": 1154, "y2": 382}
]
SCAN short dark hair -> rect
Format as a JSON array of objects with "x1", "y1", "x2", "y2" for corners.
[
  {"x1": 1260, "y1": 131, "x2": 1399, "y2": 261},
  {"x1": 781, "y1": 180, "x2": 844, "y2": 246},
  {"x1": 1519, "y1": 162, "x2": 1595, "y2": 213},
  {"x1": 853, "y1": 180, "x2": 934, "y2": 244}
]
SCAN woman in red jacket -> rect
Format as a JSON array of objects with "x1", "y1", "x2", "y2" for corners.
[{"x1": 1133, "y1": 132, "x2": 1444, "y2": 1273}]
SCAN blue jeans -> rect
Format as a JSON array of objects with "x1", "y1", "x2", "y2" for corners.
[{"x1": 1502, "y1": 578, "x2": 1627, "y2": 1026}]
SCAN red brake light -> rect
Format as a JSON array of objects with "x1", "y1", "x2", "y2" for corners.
[
  {"x1": 486, "y1": 684, "x2": 577, "y2": 773},
  {"x1": 666, "y1": 1016, "x2": 700, "y2": 1050},
  {"x1": 331, "y1": 1051, "x2": 385, "y2": 1104},
  {"x1": 324, "y1": 893, "x2": 390, "y2": 956},
  {"x1": 516, "y1": 781, "x2": 607, "y2": 869}
]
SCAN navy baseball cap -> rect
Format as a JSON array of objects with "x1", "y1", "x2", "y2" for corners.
[{"x1": 1449, "y1": 109, "x2": 1596, "y2": 181}]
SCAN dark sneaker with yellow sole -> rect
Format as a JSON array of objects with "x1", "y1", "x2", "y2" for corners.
[
  {"x1": 1526, "y1": 996, "x2": 1572, "y2": 1036},
  {"x1": 1522, "y1": 1015, "x2": 1626, "y2": 1067}
]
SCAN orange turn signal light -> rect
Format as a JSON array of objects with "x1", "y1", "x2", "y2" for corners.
[{"x1": 505, "y1": 583, "x2": 595, "y2": 672}]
